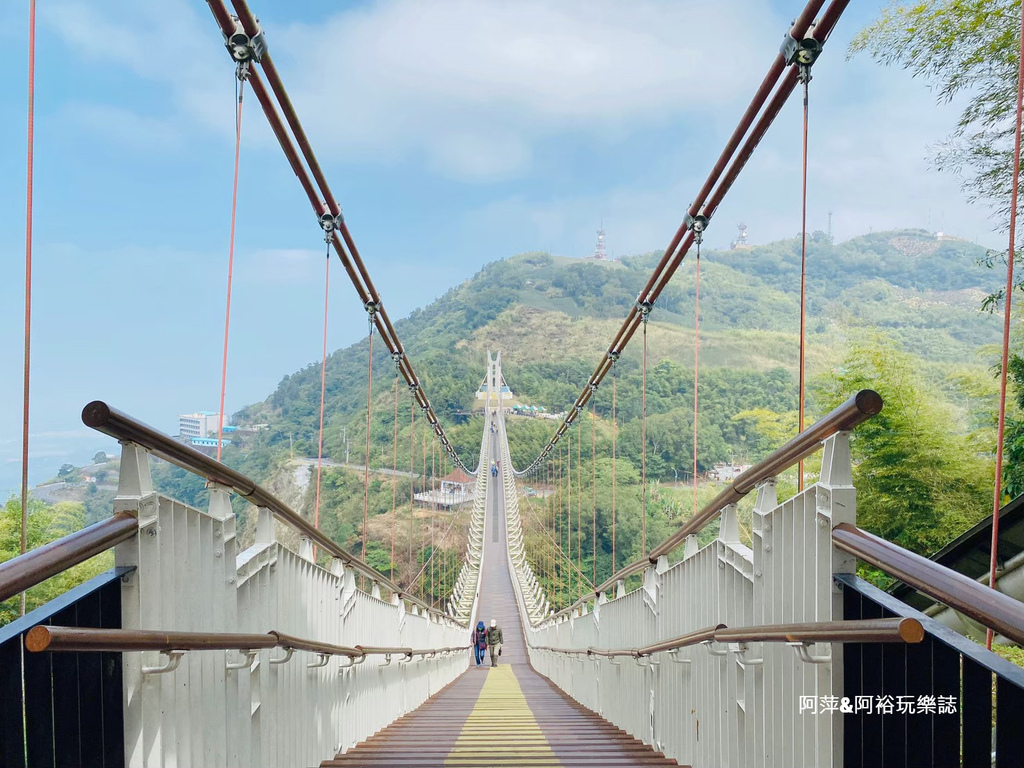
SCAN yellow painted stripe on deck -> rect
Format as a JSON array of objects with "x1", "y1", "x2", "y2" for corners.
[{"x1": 444, "y1": 666, "x2": 561, "y2": 766}]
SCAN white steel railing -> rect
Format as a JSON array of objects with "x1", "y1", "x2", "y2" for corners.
[
  {"x1": 448, "y1": 395, "x2": 492, "y2": 626},
  {"x1": 498, "y1": 391, "x2": 874, "y2": 768},
  {"x1": 110, "y1": 438, "x2": 471, "y2": 768}
]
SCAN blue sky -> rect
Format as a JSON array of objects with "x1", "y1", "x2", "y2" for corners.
[{"x1": 0, "y1": 0, "x2": 1007, "y2": 495}]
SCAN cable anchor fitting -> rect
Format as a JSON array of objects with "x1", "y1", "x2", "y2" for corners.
[
  {"x1": 684, "y1": 213, "x2": 709, "y2": 246},
  {"x1": 363, "y1": 300, "x2": 380, "y2": 316},
  {"x1": 224, "y1": 15, "x2": 267, "y2": 79},
  {"x1": 320, "y1": 211, "x2": 343, "y2": 244},
  {"x1": 781, "y1": 32, "x2": 822, "y2": 84},
  {"x1": 636, "y1": 298, "x2": 653, "y2": 323}
]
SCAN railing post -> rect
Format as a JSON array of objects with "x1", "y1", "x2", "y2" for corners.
[
  {"x1": 719, "y1": 504, "x2": 740, "y2": 544},
  {"x1": 114, "y1": 441, "x2": 157, "y2": 768},
  {"x1": 819, "y1": 431, "x2": 855, "y2": 768},
  {"x1": 256, "y1": 506, "x2": 275, "y2": 546}
]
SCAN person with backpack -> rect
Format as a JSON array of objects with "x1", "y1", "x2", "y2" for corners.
[
  {"x1": 471, "y1": 621, "x2": 488, "y2": 666},
  {"x1": 486, "y1": 619, "x2": 504, "y2": 667}
]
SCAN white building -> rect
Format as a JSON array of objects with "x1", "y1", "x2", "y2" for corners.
[{"x1": 179, "y1": 411, "x2": 221, "y2": 439}]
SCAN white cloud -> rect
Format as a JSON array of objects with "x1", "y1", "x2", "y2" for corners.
[
  {"x1": 42, "y1": 0, "x2": 231, "y2": 139},
  {"x1": 44, "y1": 0, "x2": 778, "y2": 179},
  {"x1": 276, "y1": 0, "x2": 775, "y2": 180}
]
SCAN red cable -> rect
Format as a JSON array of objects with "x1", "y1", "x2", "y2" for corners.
[
  {"x1": 391, "y1": 373, "x2": 399, "y2": 581},
  {"x1": 641, "y1": 318, "x2": 648, "y2": 556},
  {"x1": 405, "y1": 399, "x2": 409, "y2": 581},
  {"x1": 798, "y1": 77, "x2": 810, "y2": 492},
  {"x1": 565, "y1": 433, "x2": 571, "y2": 602},
  {"x1": 362, "y1": 327, "x2": 373, "y2": 572},
  {"x1": 592, "y1": 401, "x2": 597, "y2": 587},
  {"x1": 217, "y1": 81, "x2": 245, "y2": 463},
  {"x1": 431, "y1": 437, "x2": 436, "y2": 605},
  {"x1": 312, "y1": 250, "x2": 330, "y2": 560},
  {"x1": 611, "y1": 366, "x2": 617, "y2": 574},
  {"x1": 693, "y1": 256, "x2": 701, "y2": 516},
  {"x1": 20, "y1": 0, "x2": 37, "y2": 616},
  {"x1": 577, "y1": 418, "x2": 582, "y2": 600},
  {"x1": 988, "y1": 5, "x2": 1024, "y2": 650}
]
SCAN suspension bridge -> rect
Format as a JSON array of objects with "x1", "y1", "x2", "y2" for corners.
[{"x1": 3, "y1": 0, "x2": 1024, "y2": 766}]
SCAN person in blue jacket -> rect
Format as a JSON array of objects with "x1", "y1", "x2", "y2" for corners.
[{"x1": 471, "y1": 621, "x2": 488, "y2": 666}]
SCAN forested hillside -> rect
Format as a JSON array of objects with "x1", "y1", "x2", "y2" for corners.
[{"x1": 127, "y1": 227, "x2": 1014, "y2": 598}]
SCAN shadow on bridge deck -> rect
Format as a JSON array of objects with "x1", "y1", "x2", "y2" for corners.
[{"x1": 323, "y1": 434, "x2": 680, "y2": 767}]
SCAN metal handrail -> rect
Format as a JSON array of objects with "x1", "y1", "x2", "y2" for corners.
[
  {"x1": 81, "y1": 401, "x2": 451, "y2": 622},
  {"x1": 25, "y1": 625, "x2": 471, "y2": 659},
  {"x1": 832, "y1": 522, "x2": 1024, "y2": 645},
  {"x1": 534, "y1": 618, "x2": 923, "y2": 658},
  {"x1": 548, "y1": 389, "x2": 882, "y2": 620},
  {"x1": 0, "y1": 513, "x2": 138, "y2": 604}
]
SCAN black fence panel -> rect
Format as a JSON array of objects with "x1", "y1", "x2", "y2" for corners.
[
  {"x1": 0, "y1": 568, "x2": 131, "y2": 768},
  {"x1": 838, "y1": 573, "x2": 1024, "y2": 768}
]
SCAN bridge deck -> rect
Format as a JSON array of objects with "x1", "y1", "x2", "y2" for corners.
[{"x1": 324, "y1": 436, "x2": 679, "y2": 767}]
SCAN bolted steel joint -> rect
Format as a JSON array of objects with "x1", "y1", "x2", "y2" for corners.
[
  {"x1": 588, "y1": 381, "x2": 599, "y2": 393},
  {"x1": 391, "y1": 351, "x2": 404, "y2": 364},
  {"x1": 364, "y1": 300, "x2": 380, "y2": 316},
  {"x1": 607, "y1": 350, "x2": 620, "y2": 362},
  {"x1": 685, "y1": 213, "x2": 709, "y2": 245},
  {"x1": 781, "y1": 34, "x2": 822, "y2": 82},
  {"x1": 225, "y1": 16, "x2": 267, "y2": 66},
  {"x1": 636, "y1": 298, "x2": 653, "y2": 320}
]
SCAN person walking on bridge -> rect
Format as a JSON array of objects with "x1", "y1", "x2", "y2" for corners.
[
  {"x1": 487, "y1": 619, "x2": 504, "y2": 666},
  {"x1": 471, "y1": 621, "x2": 488, "y2": 667}
]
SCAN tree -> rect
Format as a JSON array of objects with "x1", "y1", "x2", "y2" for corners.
[
  {"x1": 93, "y1": 451, "x2": 108, "y2": 464},
  {"x1": 1, "y1": 497, "x2": 113, "y2": 626},
  {"x1": 850, "y1": 0, "x2": 1023, "y2": 225},
  {"x1": 1002, "y1": 353, "x2": 1024, "y2": 498},
  {"x1": 815, "y1": 336, "x2": 992, "y2": 559},
  {"x1": 58, "y1": 463, "x2": 76, "y2": 478}
]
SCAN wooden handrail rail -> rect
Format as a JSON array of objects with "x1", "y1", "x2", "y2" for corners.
[
  {"x1": 0, "y1": 513, "x2": 138, "y2": 604},
  {"x1": 832, "y1": 522, "x2": 1024, "y2": 645},
  {"x1": 533, "y1": 618, "x2": 922, "y2": 658},
  {"x1": 81, "y1": 400, "x2": 451, "y2": 623},
  {"x1": 25, "y1": 625, "x2": 471, "y2": 658},
  {"x1": 549, "y1": 389, "x2": 882, "y2": 619}
]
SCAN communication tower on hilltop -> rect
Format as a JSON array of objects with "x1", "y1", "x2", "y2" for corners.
[
  {"x1": 591, "y1": 223, "x2": 607, "y2": 260},
  {"x1": 731, "y1": 222, "x2": 750, "y2": 250}
]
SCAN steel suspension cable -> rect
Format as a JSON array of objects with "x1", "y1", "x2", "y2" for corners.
[
  {"x1": 611, "y1": 362, "x2": 617, "y2": 576},
  {"x1": 390, "y1": 368, "x2": 399, "y2": 581},
  {"x1": 641, "y1": 316, "x2": 649, "y2": 557},
  {"x1": 208, "y1": 0, "x2": 473, "y2": 474},
  {"x1": 20, "y1": 0, "x2": 37, "y2": 618},
  {"x1": 421, "y1": 427, "x2": 427, "y2": 592},
  {"x1": 988, "y1": 3, "x2": 1024, "y2": 650},
  {"x1": 592, "y1": 400, "x2": 597, "y2": 587},
  {"x1": 513, "y1": 0, "x2": 847, "y2": 476},
  {"x1": 693, "y1": 252, "x2": 701, "y2": 516},
  {"x1": 798, "y1": 75, "x2": 811, "y2": 492},
  {"x1": 362, "y1": 322, "x2": 373, "y2": 575},
  {"x1": 217, "y1": 79, "x2": 245, "y2": 463},
  {"x1": 577, "y1": 417, "x2": 582, "y2": 601},
  {"x1": 312, "y1": 246, "x2": 330, "y2": 560},
  {"x1": 405, "y1": 399, "x2": 409, "y2": 581},
  {"x1": 431, "y1": 436, "x2": 436, "y2": 605}
]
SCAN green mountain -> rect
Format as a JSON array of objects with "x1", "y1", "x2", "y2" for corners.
[
  {"x1": 144, "y1": 228, "x2": 1004, "y2": 591},
  {"x1": 235, "y1": 227, "x2": 1000, "y2": 458}
]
